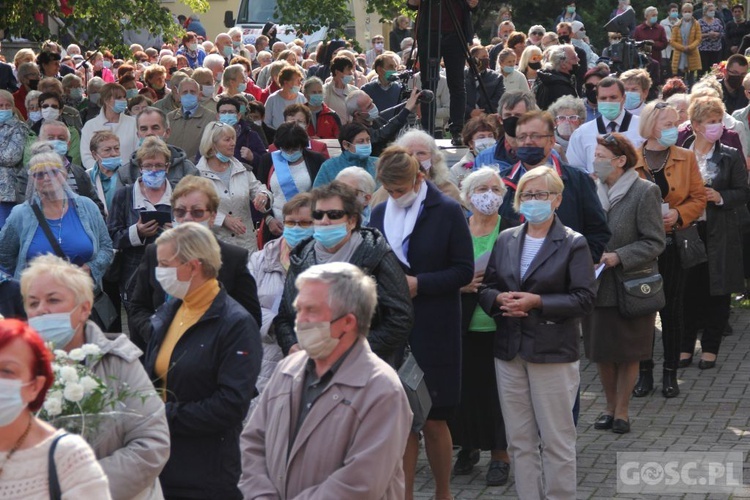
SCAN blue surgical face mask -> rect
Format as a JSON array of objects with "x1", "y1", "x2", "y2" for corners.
[
  {"x1": 142, "y1": 169, "x2": 167, "y2": 188},
  {"x1": 216, "y1": 152, "x2": 231, "y2": 163},
  {"x1": 69, "y1": 88, "x2": 84, "y2": 100},
  {"x1": 624, "y1": 91, "x2": 642, "y2": 110},
  {"x1": 308, "y1": 94, "x2": 324, "y2": 106},
  {"x1": 342, "y1": 74, "x2": 355, "y2": 85},
  {"x1": 126, "y1": 88, "x2": 139, "y2": 99},
  {"x1": 284, "y1": 225, "x2": 314, "y2": 247},
  {"x1": 516, "y1": 146, "x2": 547, "y2": 166},
  {"x1": 502, "y1": 65, "x2": 515, "y2": 74},
  {"x1": 28, "y1": 309, "x2": 78, "y2": 349},
  {"x1": 598, "y1": 101, "x2": 621, "y2": 120},
  {"x1": 0, "y1": 378, "x2": 30, "y2": 427},
  {"x1": 281, "y1": 149, "x2": 303, "y2": 163},
  {"x1": 29, "y1": 111, "x2": 42, "y2": 123},
  {"x1": 237, "y1": 82, "x2": 247, "y2": 93},
  {"x1": 223, "y1": 46, "x2": 233, "y2": 58},
  {"x1": 354, "y1": 143, "x2": 372, "y2": 158},
  {"x1": 290, "y1": 85, "x2": 300, "y2": 95},
  {"x1": 313, "y1": 223, "x2": 349, "y2": 248},
  {"x1": 519, "y1": 199, "x2": 554, "y2": 224},
  {"x1": 51, "y1": 140, "x2": 68, "y2": 157},
  {"x1": 100, "y1": 156, "x2": 121, "y2": 172},
  {"x1": 181, "y1": 93, "x2": 198, "y2": 111},
  {"x1": 219, "y1": 112, "x2": 239, "y2": 126},
  {"x1": 0, "y1": 110, "x2": 13, "y2": 123},
  {"x1": 658, "y1": 126, "x2": 679, "y2": 148},
  {"x1": 368, "y1": 105, "x2": 379, "y2": 120},
  {"x1": 650, "y1": 16, "x2": 658, "y2": 24},
  {"x1": 112, "y1": 99, "x2": 128, "y2": 114}
]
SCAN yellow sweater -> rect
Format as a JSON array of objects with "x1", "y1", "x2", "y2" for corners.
[{"x1": 154, "y1": 279, "x2": 220, "y2": 399}]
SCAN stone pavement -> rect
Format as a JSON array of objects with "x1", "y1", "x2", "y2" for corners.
[{"x1": 414, "y1": 307, "x2": 750, "y2": 499}]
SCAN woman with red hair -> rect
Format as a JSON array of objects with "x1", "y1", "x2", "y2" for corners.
[{"x1": 0, "y1": 319, "x2": 111, "y2": 497}]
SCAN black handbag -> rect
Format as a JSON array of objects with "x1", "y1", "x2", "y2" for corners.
[
  {"x1": 614, "y1": 264, "x2": 665, "y2": 318},
  {"x1": 673, "y1": 224, "x2": 708, "y2": 269},
  {"x1": 398, "y1": 348, "x2": 432, "y2": 433}
]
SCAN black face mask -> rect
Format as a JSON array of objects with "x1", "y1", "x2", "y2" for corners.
[
  {"x1": 585, "y1": 83, "x2": 597, "y2": 104},
  {"x1": 571, "y1": 64, "x2": 580, "y2": 74},
  {"x1": 502, "y1": 115, "x2": 519, "y2": 138},
  {"x1": 28, "y1": 79, "x2": 39, "y2": 91},
  {"x1": 559, "y1": 35, "x2": 571, "y2": 44},
  {"x1": 528, "y1": 61, "x2": 542, "y2": 71},
  {"x1": 727, "y1": 74, "x2": 744, "y2": 89},
  {"x1": 477, "y1": 58, "x2": 490, "y2": 72}
]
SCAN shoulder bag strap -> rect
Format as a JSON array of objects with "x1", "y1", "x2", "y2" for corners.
[
  {"x1": 31, "y1": 203, "x2": 66, "y2": 258},
  {"x1": 48, "y1": 433, "x2": 69, "y2": 500}
]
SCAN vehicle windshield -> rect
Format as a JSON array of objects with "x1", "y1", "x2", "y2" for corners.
[{"x1": 237, "y1": 0, "x2": 277, "y2": 24}]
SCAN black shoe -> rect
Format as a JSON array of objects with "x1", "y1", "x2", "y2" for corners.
[
  {"x1": 453, "y1": 448, "x2": 480, "y2": 475},
  {"x1": 451, "y1": 136, "x2": 464, "y2": 147},
  {"x1": 723, "y1": 323, "x2": 733, "y2": 336},
  {"x1": 662, "y1": 369, "x2": 680, "y2": 398},
  {"x1": 633, "y1": 369, "x2": 654, "y2": 397},
  {"x1": 612, "y1": 419, "x2": 631, "y2": 434},
  {"x1": 594, "y1": 414, "x2": 614, "y2": 430},
  {"x1": 486, "y1": 460, "x2": 510, "y2": 486},
  {"x1": 678, "y1": 355, "x2": 693, "y2": 368},
  {"x1": 698, "y1": 359, "x2": 716, "y2": 370}
]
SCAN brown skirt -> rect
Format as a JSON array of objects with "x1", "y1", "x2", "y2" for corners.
[{"x1": 582, "y1": 307, "x2": 655, "y2": 363}]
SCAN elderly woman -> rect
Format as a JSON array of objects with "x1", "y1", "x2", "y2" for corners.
[
  {"x1": 666, "y1": 93, "x2": 689, "y2": 123},
  {"x1": 336, "y1": 166, "x2": 377, "y2": 226},
  {"x1": 478, "y1": 167, "x2": 596, "y2": 500},
  {"x1": 62, "y1": 74, "x2": 85, "y2": 109},
  {"x1": 143, "y1": 65, "x2": 169, "y2": 102},
  {"x1": 273, "y1": 180, "x2": 412, "y2": 368},
  {"x1": 449, "y1": 167, "x2": 512, "y2": 485},
  {"x1": 313, "y1": 123, "x2": 376, "y2": 188},
  {"x1": 678, "y1": 96, "x2": 750, "y2": 370},
  {"x1": 263, "y1": 66, "x2": 306, "y2": 131},
  {"x1": 107, "y1": 137, "x2": 173, "y2": 310},
  {"x1": 25, "y1": 90, "x2": 42, "y2": 125},
  {"x1": 620, "y1": 68, "x2": 652, "y2": 115},
  {"x1": 127, "y1": 95, "x2": 152, "y2": 117},
  {"x1": 90, "y1": 52, "x2": 116, "y2": 83},
  {"x1": 196, "y1": 122, "x2": 271, "y2": 253},
  {"x1": 144, "y1": 223, "x2": 261, "y2": 499},
  {"x1": 0, "y1": 319, "x2": 111, "y2": 497},
  {"x1": 548, "y1": 94, "x2": 586, "y2": 157},
  {"x1": 633, "y1": 101, "x2": 707, "y2": 398},
  {"x1": 670, "y1": 3, "x2": 702, "y2": 86},
  {"x1": 247, "y1": 193, "x2": 313, "y2": 409},
  {"x1": 21, "y1": 254, "x2": 170, "y2": 499},
  {"x1": 219, "y1": 63, "x2": 256, "y2": 104},
  {"x1": 88, "y1": 130, "x2": 124, "y2": 217},
  {"x1": 216, "y1": 96, "x2": 266, "y2": 169},
  {"x1": 371, "y1": 147, "x2": 473, "y2": 500},
  {"x1": 584, "y1": 133, "x2": 666, "y2": 434},
  {"x1": 0, "y1": 151, "x2": 112, "y2": 283},
  {"x1": 449, "y1": 116, "x2": 497, "y2": 188},
  {"x1": 698, "y1": 3, "x2": 724, "y2": 76},
  {"x1": 80, "y1": 83, "x2": 139, "y2": 170},
  {"x1": 519, "y1": 45, "x2": 543, "y2": 90},
  {"x1": 302, "y1": 76, "x2": 341, "y2": 139},
  {"x1": 0, "y1": 90, "x2": 28, "y2": 226}
]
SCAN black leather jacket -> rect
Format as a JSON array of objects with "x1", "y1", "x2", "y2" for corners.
[{"x1": 273, "y1": 227, "x2": 413, "y2": 368}]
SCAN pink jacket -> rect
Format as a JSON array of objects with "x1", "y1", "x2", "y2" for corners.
[{"x1": 239, "y1": 339, "x2": 412, "y2": 499}]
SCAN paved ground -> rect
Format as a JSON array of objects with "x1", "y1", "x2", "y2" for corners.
[{"x1": 414, "y1": 307, "x2": 750, "y2": 499}]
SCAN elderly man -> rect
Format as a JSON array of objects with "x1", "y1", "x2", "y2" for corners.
[
  {"x1": 346, "y1": 89, "x2": 419, "y2": 156},
  {"x1": 239, "y1": 262, "x2": 412, "y2": 498},
  {"x1": 634, "y1": 7, "x2": 669, "y2": 65},
  {"x1": 215, "y1": 33, "x2": 234, "y2": 66},
  {"x1": 567, "y1": 76, "x2": 645, "y2": 172},
  {"x1": 474, "y1": 91, "x2": 537, "y2": 171},
  {"x1": 153, "y1": 71, "x2": 188, "y2": 114},
  {"x1": 336, "y1": 165, "x2": 376, "y2": 226},
  {"x1": 166, "y1": 78, "x2": 215, "y2": 161},
  {"x1": 533, "y1": 44, "x2": 579, "y2": 110},
  {"x1": 120, "y1": 106, "x2": 199, "y2": 186}
]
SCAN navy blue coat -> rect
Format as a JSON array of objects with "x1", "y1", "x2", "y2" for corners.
[{"x1": 371, "y1": 181, "x2": 474, "y2": 409}]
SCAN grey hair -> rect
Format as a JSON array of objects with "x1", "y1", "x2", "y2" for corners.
[
  {"x1": 178, "y1": 77, "x2": 199, "y2": 93},
  {"x1": 87, "y1": 76, "x2": 105, "y2": 94},
  {"x1": 336, "y1": 166, "x2": 376, "y2": 195},
  {"x1": 17, "y1": 62, "x2": 38, "y2": 80},
  {"x1": 204, "y1": 53, "x2": 226, "y2": 72},
  {"x1": 395, "y1": 129, "x2": 450, "y2": 186},
  {"x1": 548, "y1": 95, "x2": 586, "y2": 122},
  {"x1": 460, "y1": 167, "x2": 505, "y2": 205},
  {"x1": 345, "y1": 90, "x2": 367, "y2": 116},
  {"x1": 39, "y1": 120, "x2": 71, "y2": 141},
  {"x1": 137, "y1": 106, "x2": 170, "y2": 130},
  {"x1": 666, "y1": 93, "x2": 689, "y2": 108},
  {"x1": 498, "y1": 91, "x2": 539, "y2": 115},
  {"x1": 544, "y1": 45, "x2": 568, "y2": 71},
  {"x1": 155, "y1": 222, "x2": 222, "y2": 278},
  {"x1": 25, "y1": 90, "x2": 41, "y2": 111},
  {"x1": 227, "y1": 27, "x2": 243, "y2": 39},
  {"x1": 295, "y1": 262, "x2": 378, "y2": 337},
  {"x1": 222, "y1": 64, "x2": 245, "y2": 87},
  {"x1": 61, "y1": 74, "x2": 82, "y2": 89},
  {"x1": 303, "y1": 76, "x2": 324, "y2": 93},
  {"x1": 528, "y1": 25, "x2": 545, "y2": 36}
]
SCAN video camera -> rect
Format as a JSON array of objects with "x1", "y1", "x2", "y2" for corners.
[
  {"x1": 387, "y1": 70, "x2": 435, "y2": 104},
  {"x1": 599, "y1": 7, "x2": 652, "y2": 73}
]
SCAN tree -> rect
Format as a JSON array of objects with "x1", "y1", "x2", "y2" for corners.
[{"x1": 0, "y1": 0, "x2": 209, "y2": 55}]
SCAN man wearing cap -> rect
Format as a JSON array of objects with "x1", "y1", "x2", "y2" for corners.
[{"x1": 570, "y1": 21, "x2": 599, "y2": 69}]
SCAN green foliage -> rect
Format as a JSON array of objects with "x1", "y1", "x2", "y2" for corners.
[{"x1": 0, "y1": 0, "x2": 208, "y2": 56}]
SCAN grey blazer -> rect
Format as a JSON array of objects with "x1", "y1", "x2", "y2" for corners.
[
  {"x1": 596, "y1": 178, "x2": 666, "y2": 307},
  {"x1": 479, "y1": 216, "x2": 596, "y2": 364}
]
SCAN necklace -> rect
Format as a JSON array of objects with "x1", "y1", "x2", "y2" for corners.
[
  {"x1": 643, "y1": 145, "x2": 670, "y2": 174},
  {"x1": 0, "y1": 415, "x2": 33, "y2": 478}
]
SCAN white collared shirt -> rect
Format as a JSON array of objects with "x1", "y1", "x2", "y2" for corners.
[{"x1": 566, "y1": 109, "x2": 645, "y2": 173}]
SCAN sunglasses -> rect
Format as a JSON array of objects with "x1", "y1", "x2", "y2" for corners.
[
  {"x1": 172, "y1": 208, "x2": 207, "y2": 219},
  {"x1": 312, "y1": 209, "x2": 347, "y2": 220},
  {"x1": 530, "y1": 31, "x2": 544, "y2": 36},
  {"x1": 41, "y1": 104, "x2": 60, "y2": 109},
  {"x1": 283, "y1": 220, "x2": 314, "y2": 228}
]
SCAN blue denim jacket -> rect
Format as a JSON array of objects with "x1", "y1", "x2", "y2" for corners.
[{"x1": 0, "y1": 194, "x2": 113, "y2": 284}]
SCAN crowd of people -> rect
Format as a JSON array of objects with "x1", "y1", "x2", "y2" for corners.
[{"x1": 0, "y1": 0, "x2": 749, "y2": 498}]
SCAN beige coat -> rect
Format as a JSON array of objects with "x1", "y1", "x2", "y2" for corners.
[
  {"x1": 166, "y1": 104, "x2": 215, "y2": 161},
  {"x1": 84, "y1": 322, "x2": 170, "y2": 500},
  {"x1": 238, "y1": 339, "x2": 412, "y2": 499}
]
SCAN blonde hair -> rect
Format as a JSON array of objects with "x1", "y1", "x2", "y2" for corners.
[
  {"x1": 90, "y1": 130, "x2": 120, "y2": 153},
  {"x1": 376, "y1": 145, "x2": 420, "y2": 185},
  {"x1": 620, "y1": 68, "x2": 652, "y2": 92},
  {"x1": 155, "y1": 222, "x2": 222, "y2": 278},
  {"x1": 639, "y1": 101, "x2": 678, "y2": 139},
  {"x1": 21, "y1": 254, "x2": 95, "y2": 308},
  {"x1": 688, "y1": 95, "x2": 725, "y2": 124},
  {"x1": 199, "y1": 122, "x2": 235, "y2": 158},
  {"x1": 171, "y1": 176, "x2": 220, "y2": 213},
  {"x1": 513, "y1": 166, "x2": 564, "y2": 212},
  {"x1": 135, "y1": 136, "x2": 171, "y2": 164}
]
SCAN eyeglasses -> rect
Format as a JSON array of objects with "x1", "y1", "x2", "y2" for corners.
[
  {"x1": 530, "y1": 31, "x2": 544, "y2": 36},
  {"x1": 556, "y1": 115, "x2": 581, "y2": 123},
  {"x1": 474, "y1": 186, "x2": 505, "y2": 194},
  {"x1": 141, "y1": 163, "x2": 168, "y2": 171},
  {"x1": 40, "y1": 104, "x2": 60, "y2": 110},
  {"x1": 312, "y1": 209, "x2": 347, "y2": 220},
  {"x1": 283, "y1": 219, "x2": 314, "y2": 228},
  {"x1": 172, "y1": 208, "x2": 207, "y2": 219},
  {"x1": 31, "y1": 168, "x2": 62, "y2": 179},
  {"x1": 515, "y1": 133, "x2": 553, "y2": 142},
  {"x1": 519, "y1": 191, "x2": 558, "y2": 201}
]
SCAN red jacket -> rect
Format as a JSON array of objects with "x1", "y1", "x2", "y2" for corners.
[
  {"x1": 13, "y1": 86, "x2": 28, "y2": 119},
  {"x1": 268, "y1": 139, "x2": 330, "y2": 159},
  {"x1": 259, "y1": 81, "x2": 280, "y2": 104},
  {"x1": 307, "y1": 103, "x2": 342, "y2": 140}
]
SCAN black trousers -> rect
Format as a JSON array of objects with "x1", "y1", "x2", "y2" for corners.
[
  {"x1": 418, "y1": 30, "x2": 466, "y2": 136},
  {"x1": 681, "y1": 260, "x2": 730, "y2": 356}
]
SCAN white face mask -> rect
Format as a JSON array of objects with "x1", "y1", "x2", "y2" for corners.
[
  {"x1": 393, "y1": 186, "x2": 419, "y2": 209},
  {"x1": 419, "y1": 158, "x2": 432, "y2": 171},
  {"x1": 295, "y1": 321, "x2": 339, "y2": 359},
  {"x1": 470, "y1": 190, "x2": 503, "y2": 215},
  {"x1": 155, "y1": 266, "x2": 191, "y2": 299},
  {"x1": 557, "y1": 121, "x2": 574, "y2": 138},
  {"x1": 0, "y1": 379, "x2": 29, "y2": 427},
  {"x1": 41, "y1": 107, "x2": 60, "y2": 121}
]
